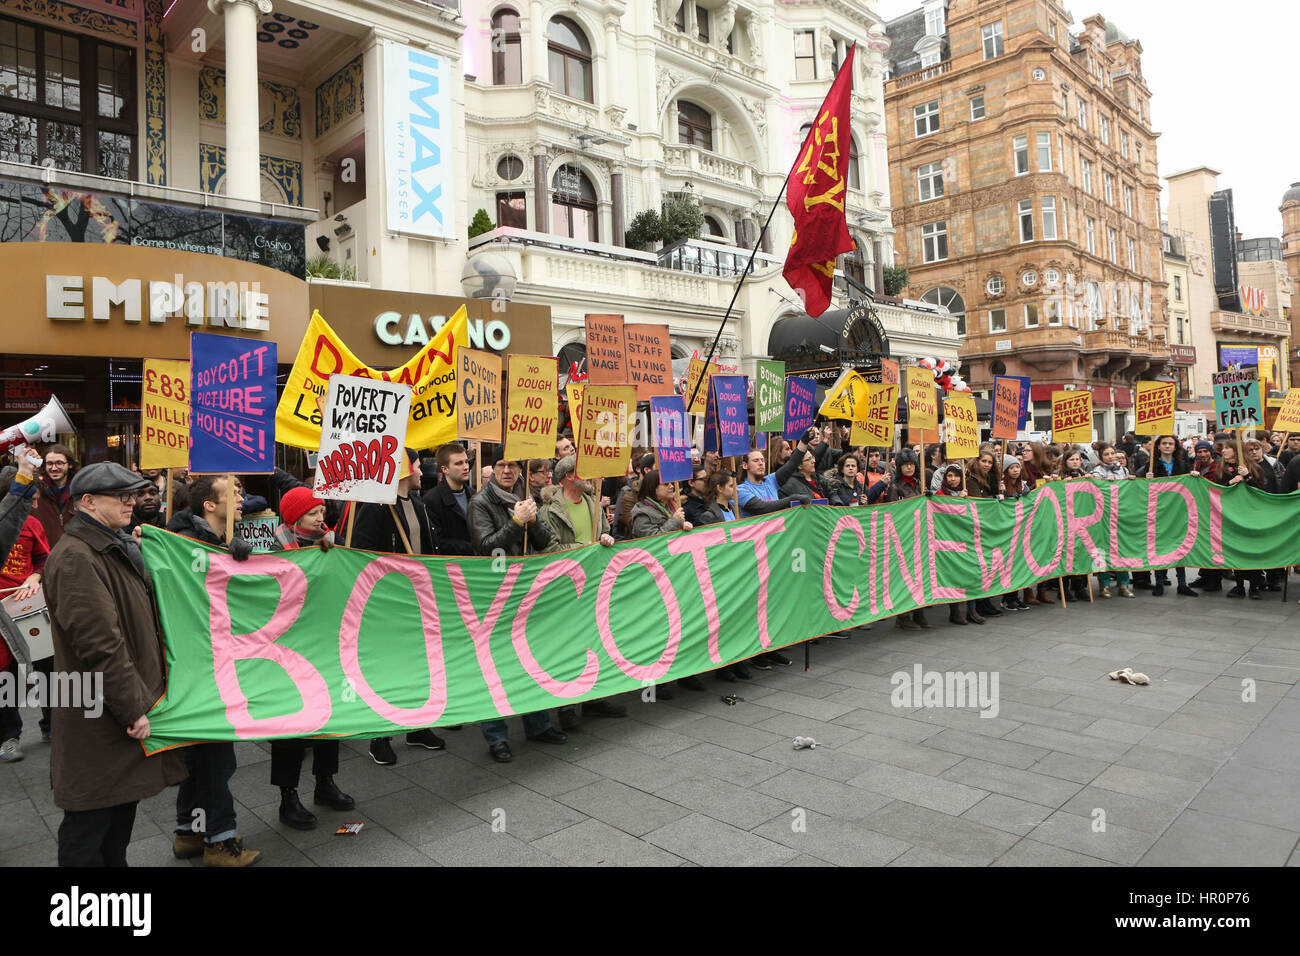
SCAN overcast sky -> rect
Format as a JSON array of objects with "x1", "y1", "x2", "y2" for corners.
[{"x1": 874, "y1": 0, "x2": 1296, "y2": 238}]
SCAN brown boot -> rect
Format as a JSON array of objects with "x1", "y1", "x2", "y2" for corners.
[
  {"x1": 913, "y1": 608, "x2": 932, "y2": 629},
  {"x1": 895, "y1": 612, "x2": 920, "y2": 631},
  {"x1": 204, "y1": 837, "x2": 261, "y2": 868},
  {"x1": 1022, "y1": 588, "x2": 1041, "y2": 606},
  {"x1": 967, "y1": 606, "x2": 985, "y2": 625},
  {"x1": 1035, "y1": 584, "x2": 1050, "y2": 604},
  {"x1": 949, "y1": 604, "x2": 968, "y2": 625}
]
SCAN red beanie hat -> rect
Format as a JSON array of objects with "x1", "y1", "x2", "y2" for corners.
[{"x1": 280, "y1": 486, "x2": 323, "y2": 528}]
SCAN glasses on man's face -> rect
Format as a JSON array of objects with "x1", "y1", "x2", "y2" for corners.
[
  {"x1": 99, "y1": 492, "x2": 137, "y2": 504},
  {"x1": 46, "y1": 460, "x2": 68, "y2": 469}
]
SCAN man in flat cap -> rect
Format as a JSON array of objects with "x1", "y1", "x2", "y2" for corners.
[{"x1": 43, "y1": 462, "x2": 187, "y2": 867}]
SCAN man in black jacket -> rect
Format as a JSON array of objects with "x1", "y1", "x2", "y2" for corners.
[
  {"x1": 422, "y1": 442, "x2": 475, "y2": 555},
  {"x1": 681, "y1": 465, "x2": 711, "y2": 526},
  {"x1": 348, "y1": 449, "x2": 446, "y2": 764}
]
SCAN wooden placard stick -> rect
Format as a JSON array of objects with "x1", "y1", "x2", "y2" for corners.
[
  {"x1": 387, "y1": 504, "x2": 415, "y2": 555},
  {"x1": 164, "y1": 468, "x2": 174, "y2": 523},
  {"x1": 344, "y1": 501, "x2": 356, "y2": 548},
  {"x1": 225, "y1": 472, "x2": 236, "y2": 544},
  {"x1": 524, "y1": 459, "x2": 532, "y2": 556}
]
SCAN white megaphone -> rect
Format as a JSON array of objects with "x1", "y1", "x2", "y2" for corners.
[{"x1": 0, "y1": 395, "x2": 76, "y2": 465}]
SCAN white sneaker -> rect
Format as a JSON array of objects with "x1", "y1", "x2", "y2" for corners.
[{"x1": 0, "y1": 738, "x2": 23, "y2": 762}]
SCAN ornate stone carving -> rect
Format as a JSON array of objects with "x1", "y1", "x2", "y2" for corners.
[
  {"x1": 659, "y1": 0, "x2": 683, "y2": 28},
  {"x1": 605, "y1": 104, "x2": 627, "y2": 128},
  {"x1": 715, "y1": 2, "x2": 736, "y2": 49},
  {"x1": 657, "y1": 67, "x2": 682, "y2": 113},
  {"x1": 740, "y1": 97, "x2": 767, "y2": 138},
  {"x1": 745, "y1": 14, "x2": 763, "y2": 67}
]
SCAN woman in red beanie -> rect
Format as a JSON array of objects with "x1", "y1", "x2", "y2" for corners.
[{"x1": 268, "y1": 484, "x2": 352, "y2": 829}]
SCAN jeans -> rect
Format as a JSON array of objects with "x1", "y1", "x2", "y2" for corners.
[
  {"x1": 480, "y1": 711, "x2": 552, "y2": 745},
  {"x1": 1154, "y1": 567, "x2": 1187, "y2": 587},
  {"x1": 1098, "y1": 571, "x2": 1131, "y2": 588},
  {"x1": 58, "y1": 802, "x2": 137, "y2": 867},
  {"x1": 176, "y1": 742, "x2": 238, "y2": 844},
  {"x1": 0, "y1": 660, "x2": 21, "y2": 741}
]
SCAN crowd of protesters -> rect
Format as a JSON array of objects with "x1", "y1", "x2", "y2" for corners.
[{"x1": 1, "y1": 423, "x2": 1292, "y2": 867}]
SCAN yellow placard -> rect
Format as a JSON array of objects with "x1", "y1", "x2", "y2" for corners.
[
  {"x1": 943, "y1": 391, "x2": 979, "y2": 460},
  {"x1": 575, "y1": 385, "x2": 638, "y2": 479},
  {"x1": 684, "y1": 358, "x2": 718, "y2": 416},
  {"x1": 140, "y1": 359, "x2": 191, "y2": 470},
  {"x1": 276, "y1": 307, "x2": 467, "y2": 451},
  {"x1": 456, "y1": 348, "x2": 502, "y2": 443},
  {"x1": 1052, "y1": 390, "x2": 1093, "y2": 444},
  {"x1": 905, "y1": 366, "x2": 938, "y2": 430},
  {"x1": 851, "y1": 383, "x2": 897, "y2": 447},
  {"x1": 819, "y1": 370, "x2": 869, "y2": 420},
  {"x1": 504, "y1": 355, "x2": 559, "y2": 461},
  {"x1": 1134, "y1": 381, "x2": 1176, "y2": 437},
  {"x1": 1270, "y1": 388, "x2": 1300, "y2": 433}
]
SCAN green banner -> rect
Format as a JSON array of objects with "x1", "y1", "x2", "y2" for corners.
[{"x1": 141, "y1": 477, "x2": 1299, "y2": 752}]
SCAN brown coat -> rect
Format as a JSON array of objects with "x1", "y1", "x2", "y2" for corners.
[
  {"x1": 43, "y1": 514, "x2": 186, "y2": 811},
  {"x1": 32, "y1": 479, "x2": 75, "y2": 547}
]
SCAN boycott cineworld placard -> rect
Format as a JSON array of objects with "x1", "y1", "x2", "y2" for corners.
[{"x1": 138, "y1": 477, "x2": 1300, "y2": 750}]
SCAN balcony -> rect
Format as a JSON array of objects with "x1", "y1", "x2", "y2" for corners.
[
  {"x1": 654, "y1": 24, "x2": 764, "y2": 83},
  {"x1": 662, "y1": 144, "x2": 760, "y2": 191},
  {"x1": 890, "y1": 60, "x2": 953, "y2": 92},
  {"x1": 1209, "y1": 310, "x2": 1289, "y2": 338}
]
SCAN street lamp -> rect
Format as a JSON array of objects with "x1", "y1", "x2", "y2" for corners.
[{"x1": 461, "y1": 251, "x2": 517, "y2": 301}]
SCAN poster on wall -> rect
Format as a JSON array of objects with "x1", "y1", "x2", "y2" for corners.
[{"x1": 383, "y1": 40, "x2": 455, "y2": 240}]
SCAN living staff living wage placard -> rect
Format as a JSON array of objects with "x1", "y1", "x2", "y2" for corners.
[
  {"x1": 313, "y1": 375, "x2": 410, "y2": 504},
  {"x1": 650, "y1": 395, "x2": 691, "y2": 482},
  {"x1": 584, "y1": 314, "x2": 627, "y2": 386},
  {"x1": 575, "y1": 384, "x2": 637, "y2": 479},
  {"x1": 624, "y1": 324, "x2": 673, "y2": 401},
  {"x1": 189, "y1": 332, "x2": 276, "y2": 473},
  {"x1": 504, "y1": 355, "x2": 559, "y2": 461},
  {"x1": 140, "y1": 359, "x2": 191, "y2": 470}
]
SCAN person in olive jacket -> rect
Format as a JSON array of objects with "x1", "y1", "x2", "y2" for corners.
[{"x1": 43, "y1": 462, "x2": 188, "y2": 867}]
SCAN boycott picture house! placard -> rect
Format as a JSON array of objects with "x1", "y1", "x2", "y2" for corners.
[
  {"x1": 851, "y1": 383, "x2": 896, "y2": 447},
  {"x1": 1135, "y1": 381, "x2": 1176, "y2": 436},
  {"x1": 650, "y1": 395, "x2": 691, "y2": 482},
  {"x1": 505, "y1": 355, "x2": 559, "y2": 461},
  {"x1": 711, "y1": 375, "x2": 750, "y2": 457},
  {"x1": 1212, "y1": 369, "x2": 1262, "y2": 430},
  {"x1": 1052, "y1": 390, "x2": 1092, "y2": 444},
  {"x1": 624, "y1": 324, "x2": 673, "y2": 401},
  {"x1": 189, "y1": 332, "x2": 276, "y2": 473},
  {"x1": 755, "y1": 360, "x2": 786, "y2": 433},
  {"x1": 584, "y1": 314, "x2": 627, "y2": 385},
  {"x1": 140, "y1": 475, "x2": 1300, "y2": 749},
  {"x1": 313, "y1": 375, "x2": 411, "y2": 503},
  {"x1": 140, "y1": 359, "x2": 191, "y2": 470},
  {"x1": 457, "y1": 348, "x2": 502, "y2": 443},
  {"x1": 575, "y1": 384, "x2": 637, "y2": 479}
]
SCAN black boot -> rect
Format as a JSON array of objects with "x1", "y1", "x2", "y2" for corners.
[
  {"x1": 279, "y1": 788, "x2": 318, "y2": 830},
  {"x1": 976, "y1": 598, "x2": 1002, "y2": 617},
  {"x1": 313, "y1": 776, "x2": 355, "y2": 811}
]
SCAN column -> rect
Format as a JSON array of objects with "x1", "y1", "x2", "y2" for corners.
[
  {"x1": 530, "y1": 0, "x2": 548, "y2": 84},
  {"x1": 208, "y1": 0, "x2": 268, "y2": 202},
  {"x1": 873, "y1": 238, "x2": 885, "y2": 294},
  {"x1": 533, "y1": 146, "x2": 550, "y2": 234},
  {"x1": 610, "y1": 166, "x2": 625, "y2": 247}
]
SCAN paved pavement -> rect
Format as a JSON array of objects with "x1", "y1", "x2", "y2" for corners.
[{"x1": 3, "y1": 583, "x2": 1299, "y2": 867}]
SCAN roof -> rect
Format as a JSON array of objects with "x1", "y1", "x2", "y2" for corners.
[
  {"x1": 1103, "y1": 22, "x2": 1131, "y2": 44},
  {"x1": 884, "y1": 8, "x2": 928, "y2": 75},
  {"x1": 1284, "y1": 182, "x2": 1300, "y2": 205}
]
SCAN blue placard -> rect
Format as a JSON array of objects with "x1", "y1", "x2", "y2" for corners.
[
  {"x1": 650, "y1": 395, "x2": 692, "y2": 483},
  {"x1": 783, "y1": 376, "x2": 817, "y2": 441},
  {"x1": 712, "y1": 375, "x2": 750, "y2": 457},
  {"x1": 1008, "y1": 375, "x2": 1032, "y2": 429},
  {"x1": 189, "y1": 332, "x2": 277, "y2": 473}
]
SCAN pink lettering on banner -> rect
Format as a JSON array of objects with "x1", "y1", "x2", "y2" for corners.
[
  {"x1": 1106, "y1": 484, "x2": 1144, "y2": 568},
  {"x1": 339, "y1": 556, "x2": 447, "y2": 726},
  {"x1": 1022, "y1": 485, "x2": 1064, "y2": 576},
  {"x1": 974, "y1": 499, "x2": 1023, "y2": 591},
  {"x1": 926, "y1": 499, "x2": 967, "y2": 601},
  {"x1": 823, "y1": 514, "x2": 865, "y2": 621},
  {"x1": 1145, "y1": 482, "x2": 1198, "y2": 565},
  {"x1": 513, "y1": 560, "x2": 600, "y2": 696},
  {"x1": 597, "y1": 549, "x2": 683, "y2": 681},
  {"x1": 882, "y1": 510, "x2": 926, "y2": 605},
  {"x1": 1207, "y1": 484, "x2": 1225, "y2": 565},
  {"x1": 1064, "y1": 482, "x2": 1105, "y2": 572},
  {"x1": 868, "y1": 510, "x2": 880, "y2": 613},
  {"x1": 445, "y1": 563, "x2": 520, "y2": 715},
  {"x1": 667, "y1": 528, "x2": 728, "y2": 662},
  {"x1": 206, "y1": 553, "x2": 331, "y2": 737},
  {"x1": 730, "y1": 516, "x2": 786, "y2": 648}
]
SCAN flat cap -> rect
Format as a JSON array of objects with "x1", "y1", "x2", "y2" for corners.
[
  {"x1": 69, "y1": 462, "x2": 154, "y2": 498},
  {"x1": 553, "y1": 454, "x2": 577, "y2": 482}
]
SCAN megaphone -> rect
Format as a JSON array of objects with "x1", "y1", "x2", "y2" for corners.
[{"x1": 0, "y1": 395, "x2": 76, "y2": 460}]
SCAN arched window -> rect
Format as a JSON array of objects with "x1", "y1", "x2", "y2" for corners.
[
  {"x1": 1129, "y1": 292, "x2": 1142, "y2": 331},
  {"x1": 491, "y1": 8, "x2": 522, "y2": 85},
  {"x1": 678, "y1": 100, "x2": 713, "y2": 150},
  {"x1": 548, "y1": 16, "x2": 592, "y2": 102},
  {"x1": 922, "y1": 286, "x2": 966, "y2": 336},
  {"x1": 702, "y1": 215, "x2": 725, "y2": 237},
  {"x1": 849, "y1": 137, "x2": 860, "y2": 190},
  {"x1": 552, "y1": 164, "x2": 597, "y2": 242}
]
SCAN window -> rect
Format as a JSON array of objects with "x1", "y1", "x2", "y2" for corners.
[
  {"x1": 1044, "y1": 268, "x2": 1060, "y2": 286},
  {"x1": 848, "y1": 137, "x2": 860, "y2": 190},
  {"x1": 1127, "y1": 237, "x2": 1137, "y2": 271},
  {"x1": 1077, "y1": 98, "x2": 1087, "y2": 130},
  {"x1": 675, "y1": 3, "x2": 686, "y2": 31},
  {"x1": 1107, "y1": 227, "x2": 1118, "y2": 263},
  {"x1": 914, "y1": 100, "x2": 939, "y2": 137},
  {"x1": 551, "y1": 164, "x2": 598, "y2": 241},
  {"x1": 1086, "y1": 281, "x2": 1103, "y2": 329},
  {"x1": 1120, "y1": 131, "x2": 1129, "y2": 158},
  {"x1": 1060, "y1": 198, "x2": 1069, "y2": 239},
  {"x1": 496, "y1": 191, "x2": 526, "y2": 228},
  {"x1": 917, "y1": 161, "x2": 943, "y2": 201},
  {"x1": 1024, "y1": 303, "x2": 1039, "y2": 327},
  {"x1": 1130, "y1": 292, "x2": 1142, "y2": 330},
  {"x1": 1081, "y1": 158, "x2": 1093, "y2": 194},
  {"x1": 1042, "y1": 197, "x2": 1057, "y2": 239},
  {"x1": 921, "y1": 286, "x2": 966, "y2": 336},
  {"x1": 982, "y1": 22, "x2": 1004, "y2": 59},
  {"x1": 1086, "y1": 217, "x2": 1097, "y2": 254},
  {"x1": 491, "y1": 8, "x2": 522, "y2": 85},
  {"x1": 1013, "y1": 135, "x2": 1029, "y2": 175},
  {"x1": 920, "y1": 50, "x2": 940, "y2": 68},
  {"x1": 497, "y1": 155, "x2": 524, "y2": 180},
  {"x1": 0, "y1": 17, "x2": 136, "y2": 178},
  {"x1": 989, "y1": 308, "x2": 1007, "y2": 332},
  {"x1": 1046, "y1": 299, "x2": 1062, "y2": 325},
  {"x1": 970, "y1": 95, "x2": 985, "y2": 120},
  {"x1": 548, "y1": 17, "x2": 593, "y2": 102},
  {"x1": 1174, "y1": 274, "x2": 1182, "y2": 301},
  {"x1": 1124, "y1": 184, "x2": 1134, "y2": 217},
  {"x1": 794, "y1": 30, "x2": 816, "y2": 81},
  {"x1": 925, "y1": 7, "x2": 944, "y2": 36},
  {"x1": 1037, "y1": 132, "x2": 1052, "y2": 171},
  {"x1": 1050, "y1": 21, "x2": 1057, "y2": 40},
  {"x1": 1104, "y1": 173, "x2": 1114, "y2": 206},
  {"x1": 986, "y1": 275, "x2": 1005, "y2": 295},
  {"x1": 677, "y1": 100, "x2": 713, "y2": 150},
  {"x1": 1061, "y1": 90, "x2": 1069, "y2": 115},
  {"x1": 702, "y1": 215, "x2": 724, "y2": 237},
  {"x1": 1100, "y1": 115, "x2": 1110, "y2": 145},
  {"x1": 696, "y1": 4, "x2": 710, "y2": 43},
  {"x1": 921, "y1": 220, "x2": 947, "y2": 262},
  {"x1": 1018, "y1": 199, "x2": 1034, "y2": 242}
]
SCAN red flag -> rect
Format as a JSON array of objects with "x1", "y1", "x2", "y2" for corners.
[{"x1": 783, "y1": 44, "x2": 857, "y2": 318}]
